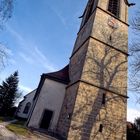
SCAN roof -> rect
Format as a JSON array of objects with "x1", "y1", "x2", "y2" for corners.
[
  {"x1": 24, "y1": 89, "x2": 37, "y2": 98},
  {"x1": 43, "y1": 65, "x2": 70, "y2": 84},
  {"x1": 18, "y1": 89, "x2": 37, "y2": 105},
  {"x1": 33, "y1": 65, "x2": 70, "y2": 100}
]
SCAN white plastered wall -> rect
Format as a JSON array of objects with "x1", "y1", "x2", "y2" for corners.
[
  {"x1": 16, "y1": 90, "x2": 36, "y2": 119},
  {"x1": 28, "y1": 78, "x2": 66, "y2": 131}
]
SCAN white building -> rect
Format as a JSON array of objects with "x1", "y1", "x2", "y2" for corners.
[
  {"x1": 16, "y1": 89, "x2": 36, "y2": 119},
  {"x1": 27, "y1": 66, "x2": 69, "y2": 131}
]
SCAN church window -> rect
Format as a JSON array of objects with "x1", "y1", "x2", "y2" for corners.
[
  {"x1": 108, "y1": 0, "x2": 120, "y2": 18},
  {"x1": 67, "y1": 113, "x2": 72, "y2": 119},
  {"x1": 23, "y1": 102, "x2": 31, "y2": 114},
  {"x1": 99, "y1": 124, "x2": 103, "y2": 132},
  {"x1": 102, "y1": 93, "x2": 106, "y2": 105}
]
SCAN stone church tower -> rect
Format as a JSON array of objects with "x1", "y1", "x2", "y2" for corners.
[{"x1": 57, "y1": 0, "x2": 129, "y2": 139}]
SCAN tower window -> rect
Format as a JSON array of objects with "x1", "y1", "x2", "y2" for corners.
[
  {"x1": 67, "y1": 113, "x2": 72, "y2": 119},
  {"x1": 102, "y1": 93, "x2": 106, "y2": 105},
  {"x1": 108, "y1": 0, "x2": 120, "y2": 18},
  {"x1": 99, "y1": 124, "x2": 103, "y2": 132}
]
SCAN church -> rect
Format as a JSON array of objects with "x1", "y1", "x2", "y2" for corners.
[{"x1": 17, "y1": 0, "x2": 133, "y2": 139}]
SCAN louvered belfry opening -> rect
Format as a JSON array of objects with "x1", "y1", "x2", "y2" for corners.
[{"x1": 108, "y1": 0, "x2": 120, "y2": 17}]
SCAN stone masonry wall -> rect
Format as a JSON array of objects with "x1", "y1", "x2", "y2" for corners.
[
  {"x1": 98, "y1": 0, "x2": 128, "y2": 23},
  {"x1": 69, "y1": 40, "x2": 89, "y2": 83},
  {"x1": 56, "y1": 83, "x2": 80, "y2": 138},
  {"x1": 56, "y1": 0, "x2": 128, "y2": 139},
  {"x1": 82, "y1": 38, "x2": 127, "y2": 95},
  {"x1": 67, "y1": 82, "x2": 127, "y2": 140},
  {"x1": 92, "y1": 9, "x2": 128, "y2": 54}
]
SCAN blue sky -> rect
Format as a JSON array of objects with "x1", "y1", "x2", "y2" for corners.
[
  {"x1": 0, "y1": 0, "x2": 87, "y2": 91},
  {"x1": 0, "y1": 0, "x2": 140, "y2": 122}
]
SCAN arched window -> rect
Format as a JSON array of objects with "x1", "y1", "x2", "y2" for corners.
[
  {"x1": 23, "y1": 102, "x2": 31, "y2": 114},
  {"x1": 108, "y1": 0, "x2": 120, "y2": 18}
]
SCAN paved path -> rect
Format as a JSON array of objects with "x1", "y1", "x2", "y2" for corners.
[
  {"x1": 0, "y1": 120, "x2": 19, "y2": 140},
  {"x1": 0, "y1": 120, "x2": 57, "y2": 140},
  {"x1": 0, "y1": 120, "x2": 18, "y2": 126}
]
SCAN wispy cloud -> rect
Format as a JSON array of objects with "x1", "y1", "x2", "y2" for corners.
[
  {"x1": 6, "y1": 25, "x2": 57, "y2": 72},
  {"x1": 34, "y1": 47, "x2": 56, "y2": 71},
  {"x1": 9, "y1": 58, "x2": 16, "y2": 65},
  {"x1": 19, "y1": 52, "x2": 34, "y2": 64},
  {"x1": 46, "y1": 3, "x2": 67, "y2": 28},
  {"x1": 19, "y1": 84, "x2": 33, "y2": 93},
  {"x1": 52, "y1": 8, "x2": 67, "y2": 27},
  {"x1": 4, "y1": 47, "x2": 17, "y2": 65},
  {"x1": 6, "y1": 25, "x2": 25, "y2": 46}
]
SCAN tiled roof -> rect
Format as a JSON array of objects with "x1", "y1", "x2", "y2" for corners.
[
  {"x1": 43, "y1": 65, "x2": 70, "y2": 84},
  {"x1": 33, "y1": 65, "x2": 70, "y2": 100}
]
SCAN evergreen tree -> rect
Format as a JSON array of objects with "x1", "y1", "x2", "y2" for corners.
[
  {"x1": 0, "y1": 71, "x2": 20, "y2": 115},
  {"x1": 135, "y1": 117, "x2": 140, "y2": 131}
]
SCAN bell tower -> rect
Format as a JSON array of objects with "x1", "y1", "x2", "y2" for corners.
[{"x1": 57, "y1": 0, "x2": 129, "y2": 139}]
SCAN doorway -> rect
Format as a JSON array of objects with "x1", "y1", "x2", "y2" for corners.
[{"x1": 40, "y1": 109, "x2": 53, "y2": 130}]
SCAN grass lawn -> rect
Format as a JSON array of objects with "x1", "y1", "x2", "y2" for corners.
[
  {"x1": 6, "y1": 121, "x2": 30, "y2": 136},
  {"x1": 0, "y1": 117, "x2": 3, "y2": 123},
  {"x1": 0, "y1": 116, "x2": 14, "y2": 123}
]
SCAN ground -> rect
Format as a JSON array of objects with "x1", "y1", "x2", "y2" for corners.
[{"x1": 0, "y1": 117, "x2": 58, "y2": 140}]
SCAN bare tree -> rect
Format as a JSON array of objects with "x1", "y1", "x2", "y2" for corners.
[
  {"x1": 135, "y1": 117, "x2": 140, "y2": 131},
  {"x1": 0, "y1": 0, "x2": 14, "y2": 28},
  {"x1": 129, "y1": 10, "x2": 140, "y2": 95},
  {"x1": 0, "y1": 44, "x2": 7, "y2": 70},
  {"x1": 0, "y1": 0, "x2": 14, "y2": 69}
]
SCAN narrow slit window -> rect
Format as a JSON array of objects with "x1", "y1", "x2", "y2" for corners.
[
  {"x1": 67, "y1": 113, "x2": 72, "y2": 119},
  {"x1": 102, "y1": 93, "x2": 106, "y2": 105},
  {"x1": 108, "y1": 0, "x2": 120, "y2": 18},
  {"x1": 99, "y1": 124, "x2": 103, "y2": 132}
]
